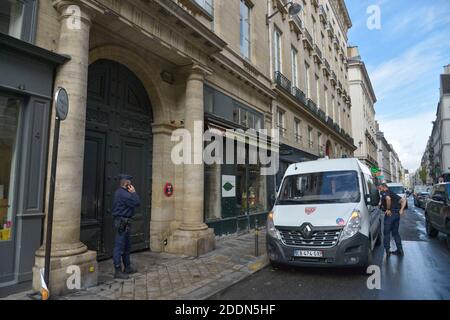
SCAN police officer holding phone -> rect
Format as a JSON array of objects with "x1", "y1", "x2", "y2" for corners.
[{"x1": 112, "y1": 174, "x2": 140, "y2": 279}]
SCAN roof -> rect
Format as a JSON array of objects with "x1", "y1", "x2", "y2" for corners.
[{"x1": 284, "y1": 158, "x2": 371, "y2": 176}]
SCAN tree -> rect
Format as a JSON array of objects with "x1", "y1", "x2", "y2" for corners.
[{"x1": 419, "y1": 166, "x2": 427, "y2": 185}]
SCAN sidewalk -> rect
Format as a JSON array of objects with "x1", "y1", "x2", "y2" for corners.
[{"x1": 3, "y1": 229, "x2": 268, "y2": 300}]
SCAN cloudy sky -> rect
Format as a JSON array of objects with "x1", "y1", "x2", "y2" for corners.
[{"x1": 346, "y1": 0, "x2": 450, "y2": 173}]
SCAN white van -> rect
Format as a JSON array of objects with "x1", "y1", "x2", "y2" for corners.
[{"x1": 267, "y1": 158, "x2": 382, "y2": 268}]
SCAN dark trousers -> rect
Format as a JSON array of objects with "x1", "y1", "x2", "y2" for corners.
[
  {"x1": 113, "y1": 218, "x2": 131, "y2": 269},
  {"x1": 383, "y1": 211, "x2": 403, "y2": 252}
]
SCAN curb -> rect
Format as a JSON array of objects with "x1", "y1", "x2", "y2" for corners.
[{"x1": 182, "y1": 254, "x2": 269, "y2": 300}]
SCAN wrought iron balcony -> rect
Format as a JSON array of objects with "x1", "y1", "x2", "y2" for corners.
[
  {"x1": 314, "y1": 44, "x2": 323, "y2": 64},
  {"x1": 311, "y1": 0, "x2": 319, "y2": 9},
  {"x1": 322, "y1": 59, "x2": 331, "y2": 77},
  {"x1": 326, "y1": 116, "x2": 334, "y2": 127},
  {"x1": 292, "y1": 86, "x2": 307, "y2": 105},
  {"x1": 273, "y1": 0, "x2": 289, "y2": 14},
  {"x1": 302, "y1": 27, "x2": 314, "y2": 50},
  {"x1": 327, "y1": 21, "x2": 334, "y2": 38},
  {"x1": 274, "y1": 71, "x2": 292, "y2": 94},
  {"x1": 307, "y1": 98, "x2": 318, "y2": 114},
  {"x1": 319, "y1": 5, "x2": 327, "y2": 24},
  {"x1": 318, "y1": 108, "x2": 326, "y2": 120},
  {"x1": 333, "y1": 35, "x2": 339, "y2": 49},
  {"x1": 341, "y1": 128, "x2": 346, "y2": 136},
  {"x1": 289, "y1": 15, "x2": 303, "y2": 37}
]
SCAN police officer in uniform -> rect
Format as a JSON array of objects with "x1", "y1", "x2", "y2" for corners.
[
  {"x1": 112, "y1": 174, "x2": 140, "y2": 279},
  {"x1": 380, "y1": 183, "x2": 406, "y2": 258}
]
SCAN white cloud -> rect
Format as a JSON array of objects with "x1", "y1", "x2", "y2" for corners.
[
  {"x1": 378, "y1": 111, "x2": 435, "y2": 171},
  {"x1": 370, "y1": 33, "x2": 447, "y2": 101}
]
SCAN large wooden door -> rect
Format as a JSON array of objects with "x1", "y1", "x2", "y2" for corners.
[{"x1": 81, "y1": 60, "x2": 153, "y2": 259}]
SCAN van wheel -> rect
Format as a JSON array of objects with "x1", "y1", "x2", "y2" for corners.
[{"x1": 426, "y1": 215, "x2": 438, "y2": 238}]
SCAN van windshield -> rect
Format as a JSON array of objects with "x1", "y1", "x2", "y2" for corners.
[{"x1": 277, "y1": 171, "x2": 360, "y2": 205}]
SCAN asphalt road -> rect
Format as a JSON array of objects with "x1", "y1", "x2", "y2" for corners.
[{"x1": 210, "y1": 198, "x2": 450, "y2": 300}]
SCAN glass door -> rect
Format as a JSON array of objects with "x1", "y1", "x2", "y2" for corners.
[{"x1": 0, "y1": 93, "x2": 22, "y2": 284}]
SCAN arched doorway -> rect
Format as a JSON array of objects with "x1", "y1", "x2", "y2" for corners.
[
  {"x1": 325, "y1": 140, "x2": 333, "y2": 158},
  {"x1": 81, "y1": 59, "x2": 153, "y2": 259}
]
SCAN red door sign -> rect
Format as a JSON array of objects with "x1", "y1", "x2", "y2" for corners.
[{"x1": 164, "y1": 183, "x2": 174, "y2": 197}]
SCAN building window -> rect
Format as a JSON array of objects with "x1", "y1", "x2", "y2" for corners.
[
  {"x1": 308, "y1": 126, "x2": 313, "y2": 148},
  {"x1": 324, "y1": 86, "x2": 329, "y2": 116},
  {"x1": 337, "y1": 102, "x2": 341, "y2": 127},
  {"x1": 0, "y1": 0, "x2": 23, "y2": 39},
  {"x1": 0, "y1": 0, "x2": 37, "y2": 42},
  {"x1": 277, "y1": 108, "x2": 286, "y2": 137},
  {"x1": 291, "y1": 46, "x2": 298, "y2": 88},
  {"x1": 195, "y1": 0, "x2": 214, "y2": 16},
  {"x1": 294, "y1": 118, "x2": 301, "y2": 143},
  {"x1": 273, "y1": 27, "x2": 282, "y2": 73},
  {"x1": 240, "y1": 0, "x2": 251, "y2": 59},
  {"x1": 331, "y1": 95, "x2": 335, "y2": 121},
  {"x1": 0, "y1": 94, "x2": 21, "y2": 242},
  {"x1": 315, "y1": 74, "x2": 320, "y2": 108},
  {"x1": 318, "y1": 132, "x2": 322, "y2": 154},
  {"x1": 304, "y1": 62, "x2": 310, "y2": 98},
  {"x1": 312, "y1": 16, "x2": 317, "y2": 43}
]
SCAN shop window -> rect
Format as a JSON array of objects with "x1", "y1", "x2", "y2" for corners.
[
  {"x1": 0, "y1": 95, "x2": 21, "y2": 242},
  {"x1": 0, "y1": 0, "x2": 37, "y2": 42}
]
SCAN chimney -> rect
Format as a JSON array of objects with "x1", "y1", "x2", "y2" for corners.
[{"x1": 444, "y1": 64, "x2": 450, "y2": 75}]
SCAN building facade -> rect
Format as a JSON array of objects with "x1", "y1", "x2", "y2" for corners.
[
  {"x1": 0, "y1": 0, "x2": 357, "y2": 295},
  {"x1": 347, "y1": 46, "x2": 378, "y2": 169},
  {"x1": 428, "y1": 65, "x2": 450, "y2": 183},
  {"x1": 268, "y1": 0, "x2": 356, "y2": 188},
  {"x1": 375, "y1": 122, "x2": 392, "y2": 183}
]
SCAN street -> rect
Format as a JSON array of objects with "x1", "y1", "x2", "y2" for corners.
[{"x1": 210, "y1": 198, "x2": 450, "y2": 300}]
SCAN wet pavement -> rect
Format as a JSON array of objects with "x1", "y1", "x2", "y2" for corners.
[{"x1": 210, "y1": 198, "x2": 450, "y2": 300}]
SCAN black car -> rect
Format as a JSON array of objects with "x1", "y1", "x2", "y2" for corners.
[
  {"x1": 415, "y1": 192, "x2": 430, "y2": 209},
  {"x1": 424, "y1": 184, "x2": 450, "y2": 241}
]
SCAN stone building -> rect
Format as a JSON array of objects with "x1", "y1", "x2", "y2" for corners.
[
  {"x1": 347, "y1": 46, "x2": 378, "y2": 169},
  {"x1": 0, "y1": 0, "x2": 356, "y2": 295},
  {"x1": 427, "y1": 65, "x2": 450, "y2": 183},
  {"x1": 376, "y1": 122, "x2": 392, "y2": 183},
  {"x1": 269, "y1": 0, "x2": 356, "y2": 187}
]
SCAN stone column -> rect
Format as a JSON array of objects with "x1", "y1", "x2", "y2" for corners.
[
  {"x1": 167, "y1": 65, "x2": 215, "y2": 256},
  {"x1": 32, "y1": 0, "x2": 97, "y2": 295}
]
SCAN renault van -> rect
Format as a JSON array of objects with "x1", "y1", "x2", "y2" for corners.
[{"x1": 266, "y1": 158, "x2": 382, "y2": 268}]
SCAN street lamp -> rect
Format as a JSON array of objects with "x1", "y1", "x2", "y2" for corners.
[{"x1": 266, "y1": 2, "x2": 303, "y2": 25}]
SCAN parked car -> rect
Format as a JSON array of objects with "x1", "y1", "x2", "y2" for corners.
[
  {"x1": 266, "y1": 158, "x2": 381, "y2": 269},
  {"x1": 413, "y1": 185, "x2": 432, "y2": 205},
  {"x1": 415, "y1": 192, "x2": 430, "y2": 209},
  {"x1": 386, "y1": 183, "x2": 408, "y2": 209},
  {"x1": 424, "y1": 183, "x2": 450, "y2": 239}
]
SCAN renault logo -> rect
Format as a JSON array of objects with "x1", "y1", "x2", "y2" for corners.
[{"x1": 300, "y1": 223, "x2": 314, "y2": 239}]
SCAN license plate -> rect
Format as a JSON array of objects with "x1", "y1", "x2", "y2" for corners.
[{"x1": 294, "y1": 250, "x2": 323, "y2": 258}]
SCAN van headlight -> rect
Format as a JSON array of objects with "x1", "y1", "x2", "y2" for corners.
[
  {"x1": 340, "y1": 210, "x2": 361, "y2": 242},
  {"x1": 267, "y1": 211, "x2": 281, "y2": 240}
]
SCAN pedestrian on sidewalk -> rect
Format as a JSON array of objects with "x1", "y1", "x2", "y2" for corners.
[
  {"x1": 112, "y1": 174, "x2": 140, "y2": 279},
  {"x1": 380, "y1": 183, "x2": 406, "y2": 258}
]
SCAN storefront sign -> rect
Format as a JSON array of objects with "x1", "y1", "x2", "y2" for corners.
[
  {"x1": 222, "y1": 175, "x2": 236, "y2": 198},
  {"x1": 164, "y1": 183, "x2": 174, "y2": 197}
]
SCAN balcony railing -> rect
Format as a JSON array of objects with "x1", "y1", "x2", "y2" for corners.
[
  {"x1": 307, "y1": 98, "x2": 318, "y2": 113},
  {"x1": 327, "y1": 21, "x2": 334, "y2": 38},
  {"x1": 274, "y1": 71, "x2": 292, "y2": 94},
  {"x1": 314, "y1": 44, "x2": 323, "y2": 64},
  {"x1": 311, "y1": 0, "x2": 319, "y2": 8},
  {"x1": 277, "y1": 125, "x2": 287, "y2": 137},
  {"x1": 302, "y1": 27, "x2": 314, "y2": 50},
  {"x1": 319, "y1": 5, "x2": 327, "y2": 24},
  {"x1": 292, "y1": 86, "x2": 307, "y2": 105},
  {"x1": 289, "y1": 15, "x2": 303, "y2": 36},
  {"x1": 295, "y1": 134, "x2": 303, "y2": 143},
  {"x1": 333, "y1": 35, "x2": 339, "y2": 49},
  {"x1": 318, "y1": 108, "x2": 326, "y2": 120},
  {"x1": 326, "y1": 116, "x2": 334, "y2": 127},
  {"x1": 323, "y1": 58, "x2": 331, "y2": 76}
]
